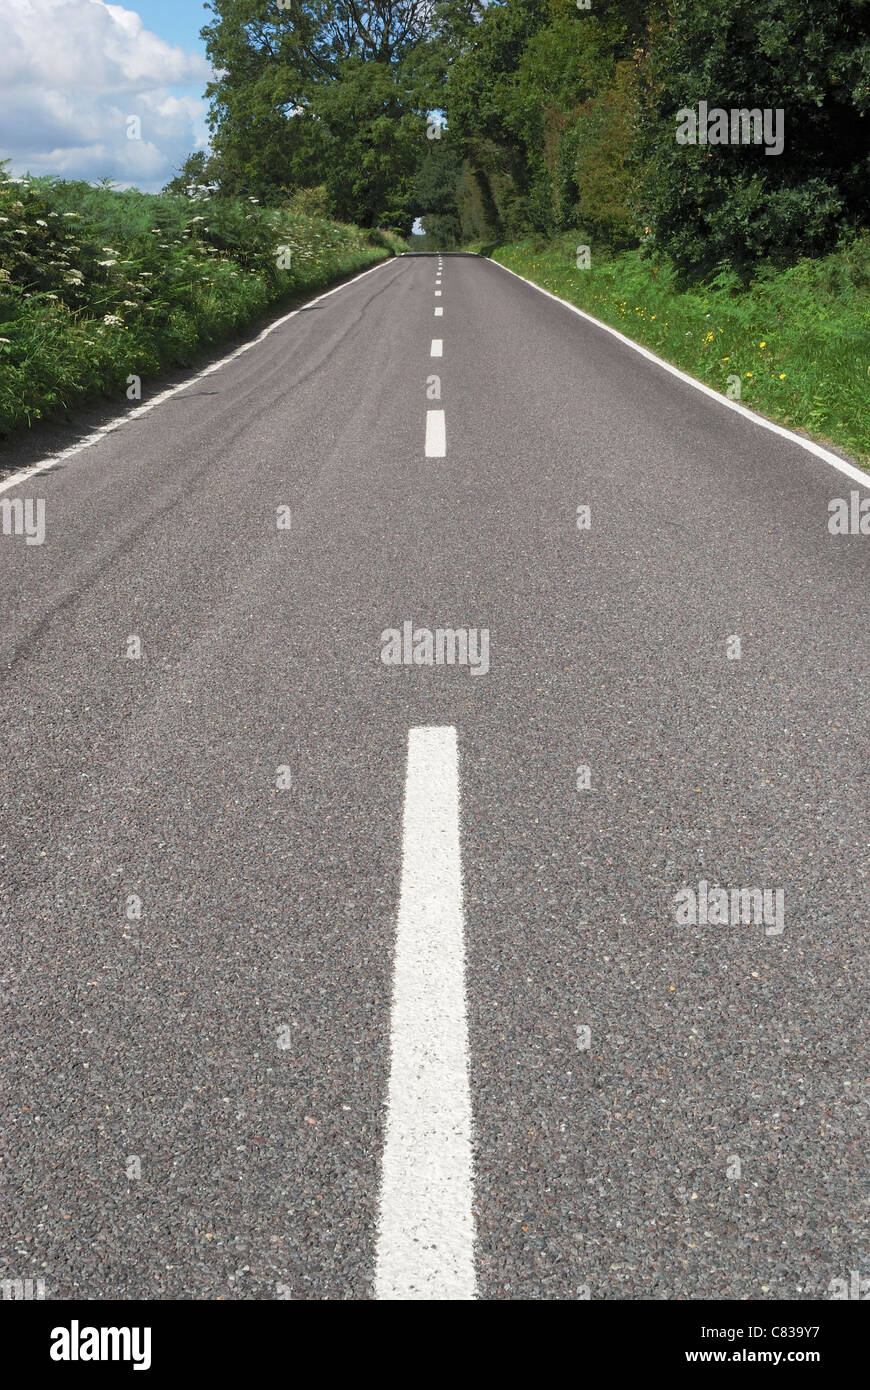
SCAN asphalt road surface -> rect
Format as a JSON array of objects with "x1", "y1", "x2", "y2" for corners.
[{"x1": 1, "y1": 252, "x2": 867, "y2": 1301}]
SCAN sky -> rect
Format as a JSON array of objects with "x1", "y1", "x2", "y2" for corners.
[{"x1": 0, "y1": 0, "x2": 215, "y2": 192}]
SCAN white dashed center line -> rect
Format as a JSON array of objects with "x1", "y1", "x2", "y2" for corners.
[
  {"x1": 430, "y1": 339, "x2": 443, "y2": 357},
  {"x1": 375, "y1": 726, "x2": 476, "y2": 1301},
  {"x1": 434, "y1": 306, "x2": 443, "y2": 317},
  {"x1": 425, "y1": 409, "x2": 446, "y2": 457}
]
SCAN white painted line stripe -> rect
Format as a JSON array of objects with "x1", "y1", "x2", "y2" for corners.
[
  {"x1": 430, "y1": 339, "x2": 443, "y2": 357},
  {"x1": 434, "y1": 306, "x2": 443, "y2": 317},
  {"x1": 489, "y1": 259, "x2": 870, "y2": 488},
  {"x1": 435, "y1": 290, "x2": 442, "y2": 296},
  {"x1": 0, "y1": 258, "x2": 396, "y2": 498},
  {"x1": 425, "y1": 409, "x2": 446, "y2": 458},
  {"x1": 375, "y1": 726, "x2": 476, "y2": 1301}
]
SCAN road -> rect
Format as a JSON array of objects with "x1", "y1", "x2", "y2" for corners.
[{"x1": 0, "y1": 252, "x2": 867, "y2": 1301}]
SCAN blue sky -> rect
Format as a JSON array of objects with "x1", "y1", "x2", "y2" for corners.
[
  {"x1": 0, "y1": 0, "x2": 216, "y2": 192},
  {"x1": 134, "y1": 0, "x2": 210, "y2": 57}
]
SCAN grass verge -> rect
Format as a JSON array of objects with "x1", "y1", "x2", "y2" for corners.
[{"x1": 484, "y1": 234, "x2": 870, "y2": 467}]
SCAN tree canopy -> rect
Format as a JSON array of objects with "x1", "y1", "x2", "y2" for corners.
[{"x1": 175, "y1": 0, "x2": 870, "y2": 273}]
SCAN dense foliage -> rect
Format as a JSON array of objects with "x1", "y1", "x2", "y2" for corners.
[
  {"x1": 0, "y1": 169, "x2": 397, "y2": 435},
  {"x1": 195, "y1": 0, "x2": 869, "y2": 278}
]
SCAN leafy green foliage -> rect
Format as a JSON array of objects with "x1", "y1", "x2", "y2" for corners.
[
  {"x1": 200, "y1": 0, "x2": 436, "y2": 228},
  {"x1": 0, "y1": 168, "x2": 398, "y2": 436},
  {"x1": 444, "y1": 0, "x2": 868, "y2": 279},
  {"x1": 638, "y1": 0, "x2": 870, "y2": 279}
]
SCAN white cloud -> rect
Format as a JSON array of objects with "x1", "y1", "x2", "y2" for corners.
[{"x1": 0, "y1": 0, "x2": 213, "y2": 190}]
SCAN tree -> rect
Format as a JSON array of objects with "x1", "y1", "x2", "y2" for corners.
[
  {"x1": 200, "y1": 0, "x2": 437, "y2": 220},
  {"x1": 163, "y1": 150, "x2": 219, "y2": 196},
  {"x1": 638, "y1": 0, "x2": 870, "y2": 280}
]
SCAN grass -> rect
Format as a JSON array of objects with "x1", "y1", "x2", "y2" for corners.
[
  {"x1": 482, "y1": 233, "x2": 870, "y2": 466},
  {"x1": 0, "y1": 171, "x2": 405, "y2": 437}
]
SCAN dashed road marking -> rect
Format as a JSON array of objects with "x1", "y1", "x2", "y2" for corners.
[
  {"x1": 375, "y1": 726, "x2": 475, "y2": 1301},
  {"x1": 425, "y1": 410, "x2": 446, "y2": 458}
]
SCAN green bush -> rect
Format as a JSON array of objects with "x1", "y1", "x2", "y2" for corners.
[{"x1": 639, "y1": 0, "x2": 870, "y2": 281}]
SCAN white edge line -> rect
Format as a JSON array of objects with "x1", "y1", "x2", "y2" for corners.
[
  {"x1": 0, "y1": 256, "x2": 395, "y2": 498},
  {"x1": 488, "y1": 258, "x2": 870, "y2": 489}
]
